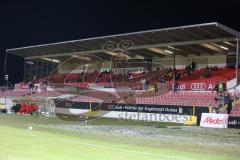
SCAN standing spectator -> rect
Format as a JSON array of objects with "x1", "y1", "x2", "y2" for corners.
[
  {"x1": 215, "y1": 82, "x2": 219, "y2": 93},
  {"x1": 154, "y1": 84, "x2": 158, "y2": 93},
  {"x1": 139, "y1": 78, "x2": 146, "y2": 90},
  {"x1": 226, "y1": 94, "x2": 233, "y2": 114},
  {"x1": 218, "y1": 82, "x2": 224, "y2": 95},
  {"x1": 191, "y1": 61, "x2": 196, "y2": 71},
  {"x1": 223, "y1": 82, "x2": 226, "y2": 92}
]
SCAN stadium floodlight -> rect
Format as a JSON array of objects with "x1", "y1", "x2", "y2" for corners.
[
  {"x1": 148, "y1": 48, "x2": 168, "y2": 55},
  {"x1": 71, "y1": 55, "x2": 91, "y2": 61},
  {"x1": 219, "y1": 45, "x2": 229, "y2": 50},
  {"x1": 164, "y1": 49, "x2": 173, "y2": 54},
  {"x1": 200, "y1": 44, "x2": 222, "y2": 52},
  {"x1": 26, "y1": 61, "x2": 34, "y2": 65},
  {"x1": 105, "y1": 51, "x2": 118, "y2": 56},
  {"x1": 167, "y1": 46, "x2": 175, "y2": 50},
  {"x1": 41, "y1": 58, "x2": 60, "y2": 63},
  {"x1": 211, "y1": 43, "x2": 229, "y2": 51},
  {"x1": 4, "y1": 74, "x2": 8, "y2": 81},
  {"x1": 224, "y1": 41, "x2": 235, "y2": 47}
]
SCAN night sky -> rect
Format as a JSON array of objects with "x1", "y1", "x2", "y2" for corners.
[{"x1": 0, "y1": 0, "x2": 240, "y2": 85}]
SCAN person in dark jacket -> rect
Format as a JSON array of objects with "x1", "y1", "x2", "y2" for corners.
[
  {"x1": 215, "y1": 82, "x2": 219, "y2": 94},
  {"x1": 227, "y1": 98, "x2": 233, "y2": 114}
]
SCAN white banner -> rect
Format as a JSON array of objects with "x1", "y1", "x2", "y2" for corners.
[
  {"x1": 112, "y1": 67, "x2": 144, "y2": 74},
  {"x1": 200, "y1": 113, "x2": 229, "y2": 128}
]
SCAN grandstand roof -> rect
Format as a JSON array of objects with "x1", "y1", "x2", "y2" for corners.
[{"x1": 7, "y1": 22, "x2": 240, "y2": 60}]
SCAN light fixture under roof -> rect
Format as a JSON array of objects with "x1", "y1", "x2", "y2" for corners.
[
  {"x1": 224, "y1": 41, "x2": 235, "y2": 47},
  {"x1": 219, "y1": 45, "x2": 229, "y2": 51},
  {"x1": 148, "y1": 48, "x2": 168, "y2": 55},
  {"x1": 105, "y1": 51, "x2": 118, "y2": 56},
  {"x1": 71, "y1": 55, "x2": 90, "y2": 60},
  {"x1": 42, "y1": 58, "x2": 60, "y2": 63},
  {"x1": 164, "y1": 50, "x2": 173, "y2": 54},
  {"x1": 26, "y1": 61, "x2": 34, "y2": 65},
  {"x1": 167, "y1": 46, "x2": 175, "y2": 50},
  {"x1": 212, "y1": 43, "x2": 229, "y2": 51}
]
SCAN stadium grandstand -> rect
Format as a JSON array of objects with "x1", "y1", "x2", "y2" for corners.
[{"x1": 1, "y1": 22, "x2": 240, "y2": 125}]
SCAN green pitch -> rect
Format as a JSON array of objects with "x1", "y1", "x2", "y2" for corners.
[{"x1": 0, "y1": 114, "x2": 239, "y2": 160}]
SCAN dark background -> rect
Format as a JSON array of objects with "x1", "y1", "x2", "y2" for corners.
[{"x1": 0, "y1": 0, "x2": 240, "y2": 85}]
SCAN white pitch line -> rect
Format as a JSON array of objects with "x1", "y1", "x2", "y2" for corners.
[{"x1": 0, "y1": 127, "x2": 193, "y2": 160}]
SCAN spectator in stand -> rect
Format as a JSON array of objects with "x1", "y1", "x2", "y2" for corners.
[
  {"x1": 145, "y1": 79, "x2": 150, "y2": 90},
  {"x1": 140, "y1": 78, "x2": 146, "y2": 89},
  {"x1": 175, "y1": 73, "x2": 181, "y2": 81},
  {"x1": 167, "y1": 67, "x2": 172, "y2": 73},
  {"x1": 11, "y1": 102, "x2": 21, "y2": 113},
  {"x1": 191, "y1": 61, "x2": 196, "y2": 71},
  {"x1": 173, "y1": 81, "x2": 179, "y2": 92},
  {"x1": 185, "y1": 65, "x2": 192, "y2": 76},
  {"x1": 215, "y1": 82, "x2": 219, "y2": 94},
  {"x1": 127, "y1": 73, "x2": 133, "y2": 82},
  {"x1": 159, "y1": 75, "x2": 166, "y2": 83},
  {"x1": 95, "y1": 76, "x2": 99, "y2": 83},
  {"x1": 223, "y1": 82, "x2": 226, "y2": 92},
  {"x1": 225, "y1": 93, "x2": 233, "y2": 114},
  {"x1": 32, "y1": 75, "x2": 37, "y2": 83},
  {"x1": 204, "y1": 70, "x2": 210, "y2": 78},
  {"x1": 154, "y1": 84, "x2": 158, "y2": 93},
  {"x1": 218, "y1": 82, "x2": 224, "y2": 95},
  {"x1": 204, "y1": 66, "x2": 212, "y2": 78},
  {"x1": 29, "y1": 82, "x2": 34, "y2": 91}
]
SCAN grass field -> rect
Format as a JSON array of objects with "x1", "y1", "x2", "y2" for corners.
[{"x1": 0, "y1": 113, "x2": 239, "y2": 160}]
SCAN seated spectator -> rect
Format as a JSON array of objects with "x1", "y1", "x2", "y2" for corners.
[
  {"x1": 11, "y1": 102, "x2": 21, "y2": 113},
  {"x1": 175, "y1": 73, "x2": 181, "y2": 81},
  {"x1": 159, "y1": 76, "x2": 166, "y2": 83},
  {"x1": 204, "y1": 70, "x2": 210, "y2": 78},
  {"x1": 127, "y1": 74, "x2": 133, "y2": 82},
  {"x1": 154, "y1": 84, "x2": 158, "y2": 93},
  {"x1": 144, "y1": 79, "x2": 150, "y2": 90},
  {"x1": 140, "y1": 78, "x2": 146, "y2": 84}
]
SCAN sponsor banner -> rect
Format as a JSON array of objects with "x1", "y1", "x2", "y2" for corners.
[
  {"x1": 228, "y1": 116, "x2": 240, "y2": 129},
  {"x1": 21, "y1": 83, "x2": 29, "y2": 89},
  {"x1": 14, "y1": 83, "x2": 22, "y2": 89},
  {"x1": 99, "y1": 103, "x2": 192, "y2": 115},
  {"x1": 200, "y1": 113, "x2": 229, "y2": 128},
  {"x1": 0, "y1": 109, "x2": 6, "y2": 113},
  {"x1": 54, "y1": 108, "x2": 191, "y2": 123},
  {"x1": 112, "y1": 67, "x2": 144, "y2": 74},
  {"x1": 0, "y1": 103, "x2": 5, "y2": 109},
  {"x1": 172, "y1": 82, "x2": 215, "y2": 91},
  {"x1": 54, "y1": 100, "x2": 194, "y2": 115},
  {"x1": 102, "y1": 111, "x2": 191, "y2": 123},
  {"x1": 0, "y1": 98, "x2": 13, "y2": 112}
]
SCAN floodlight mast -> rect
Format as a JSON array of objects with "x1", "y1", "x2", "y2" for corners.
[
  {"x1": 236, "y1": 39, "x2": 239, "y2": 85},
  {"x1": 173, "y1": 52, "x2": 176, "y2": 92},
  {"x1": 4, "y1": 51, "x2": 8, "y2": 87}
]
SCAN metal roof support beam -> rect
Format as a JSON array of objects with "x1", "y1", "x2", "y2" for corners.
[
  {"x1": 130, "y1": 37, "x2": 237, "y2": 50},
  {"x1": 25, "y1": 37, "x2": 237, "y2": 60}
]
